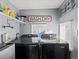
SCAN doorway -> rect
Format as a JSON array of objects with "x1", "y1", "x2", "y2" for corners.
[{"x1": 59, "y1": 21, "x2": 72, "y2": 44}]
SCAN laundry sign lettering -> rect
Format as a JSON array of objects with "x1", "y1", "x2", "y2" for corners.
[{"x1": 27, "y1": 16, "x2": 52, "y2": 22}]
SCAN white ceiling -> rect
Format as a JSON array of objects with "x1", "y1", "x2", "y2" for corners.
[{"x1": 8, "y1": 0, "x2": 64, "y2": 9}]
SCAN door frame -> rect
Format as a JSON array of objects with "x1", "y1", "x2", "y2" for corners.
[{"x1": 59, "y1": 20, "x2": 73, "y2": 42}]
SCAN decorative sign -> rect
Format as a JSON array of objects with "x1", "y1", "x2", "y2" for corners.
[{"x1": 27, "y1": 16, "x2": 52, "y2": 22}]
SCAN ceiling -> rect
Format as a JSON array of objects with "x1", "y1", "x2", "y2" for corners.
[{"x1": 8, "y1": 0, "x2": 64, "y2": 9}]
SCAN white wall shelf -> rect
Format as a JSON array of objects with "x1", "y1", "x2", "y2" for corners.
[{"x1": 0, "y1": 12, "x2": 26, "y2": 24}]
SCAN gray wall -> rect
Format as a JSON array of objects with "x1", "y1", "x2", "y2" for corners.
[
  {"x1": 19, "y1": 9, "x2": 60, "y2": 38},
  {"x1": 0, "y1": 13, "x2": 20, "y2": 59},
  {"x1": 60, "y1": 7, "x2": 78, "y2": 59},
  {"x1": 0, "y1": 14, "x2": 20, "y2": 42},
  {"x1": 20, "y1": 21, "x2": 31, "y2": 35}
]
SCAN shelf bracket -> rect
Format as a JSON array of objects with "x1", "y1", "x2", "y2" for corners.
[{"x1": 2, "y1": 19, "x2": 14, "y2": 29}]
